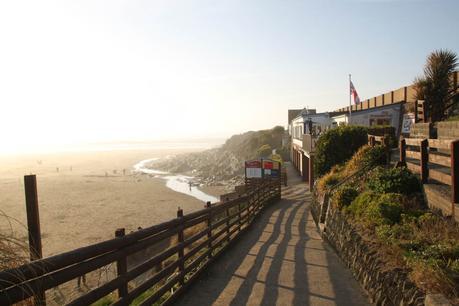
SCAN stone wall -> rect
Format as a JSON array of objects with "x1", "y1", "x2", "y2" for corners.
[
  {"x1": 410, "y1": 122, "x2": 432, "y2": 138},
  {"x1": 437, "y1": 121, "x2": 459, "y2": 140},
  {"x1": 322, "y1": 208, "x2": 425, "y2": 305}
]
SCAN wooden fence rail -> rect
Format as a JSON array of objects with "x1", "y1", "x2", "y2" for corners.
[
  {"x1": 0, "y1": 179, "x2": 281, "y2": 305},
  {"x1": 367, "y1": 134, "x2": 391, "y2": 164},
  {"x1": 399, "y1": 137, "x2": 459, "y2": 217}
]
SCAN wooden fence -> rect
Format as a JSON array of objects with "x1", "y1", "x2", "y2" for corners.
[
  {"x1": 399, "y1": 137, "x2": 459, "y2": 216},
  {"x1": 0, "y1": 179, "x2": 281, "y2": 305},
  {"x1": 367, "y1": 134, "x2": 391, "y2": 164},
  {"x1": 367, "y1": 134, "x2": 388, "y2": 147}
]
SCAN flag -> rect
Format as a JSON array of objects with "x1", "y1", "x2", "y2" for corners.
[{"x1": 350, "y1": 81, "x2": 360, "y2": 104}]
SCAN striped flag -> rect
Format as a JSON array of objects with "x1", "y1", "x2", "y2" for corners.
[{"x1": 350, "y1": 81, "x2": 360, "y2": 104}]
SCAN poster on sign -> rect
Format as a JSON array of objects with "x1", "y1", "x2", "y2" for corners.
[
  {"x1": 262, "y1": 159, "x2": 281, "y2": 177},
  {"x1": 245, "y1": 159, "x2": 262, "y2": 178},
  {"x1": 402, "y1": 113, "x2": 415, "y2": 134},
  {"x1": 262, "y1": 160, "x2": 273, "y2": 170}
]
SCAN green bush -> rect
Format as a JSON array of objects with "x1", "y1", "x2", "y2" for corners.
[
  {"x1": 347, "y1": 192, "x2": 404, "y2": 225},
  {"x1": 367, "y1": 167, "x2": 422, "y2": 195},
  {"x1": 366, "y1": 193, "x2": 404, "y2": 225},
  {"x1": 331, "y1": 185, "x2": 359, "y2": 209},
  {"x1": 314, "y1": 125, "x2": 369, "y2": 177},
  {"x1": 343, "y1": 145, "x2": 387, "y2": 175},
  {"x1": 257, "y1": 144, "x2": 272, "y2": 158},
  {"x1": 345, "y1": 191, "x2": 380, "y2": 217},
  {"x1": 316, "y1": 169, "x2": 343, "y2": 193}
]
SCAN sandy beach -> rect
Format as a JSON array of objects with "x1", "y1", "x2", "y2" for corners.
[{"x1": 0, "y1": 147, "x2": 224, "y2": 257}]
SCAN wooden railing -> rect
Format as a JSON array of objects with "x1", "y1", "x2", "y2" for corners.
[
  {"x1": 399, "y1": 137, "x2": 459, "y2": 216},
  {"x1": 367, "y1": 134, "x2": 387, "y2": 147},
  {"x1": 0, "y1": 179, "x2": 281, "y2": 305},
  {"x1": 367, "y1": 134, "x2": 391, "y2": 164}
]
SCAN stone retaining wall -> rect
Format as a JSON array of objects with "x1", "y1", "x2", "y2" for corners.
[
  {"x1": 310, "y1": 198, "x2": 427, "y2": 305},
  {"x1": 437, "y1": 121, "x2": 459, "y2": 140},
  {"x1": 410, "y1": 122, "x2": 432, "y2": 138},
  {"x1": 323, "y1": 208, "x2": 425, "y2": 305}
]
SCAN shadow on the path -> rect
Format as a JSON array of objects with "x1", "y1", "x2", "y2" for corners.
[{"x1": 175, "y1": 168, "x2": 368, "y2": 306}]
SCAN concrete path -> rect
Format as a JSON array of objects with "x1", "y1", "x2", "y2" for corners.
[{"x1": 176, "y1": 163, "x2": 369, "y2": 306}]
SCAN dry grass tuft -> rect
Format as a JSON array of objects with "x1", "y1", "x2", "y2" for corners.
[{"x1": 0, "y1": 210, "x2": 28, "y2": 271}]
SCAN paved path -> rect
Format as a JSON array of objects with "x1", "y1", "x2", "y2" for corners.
[{"x1": 176, "y1": 163, "x2": 369, "y2": 306}]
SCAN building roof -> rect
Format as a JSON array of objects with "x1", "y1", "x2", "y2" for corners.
[{"x1": 288, "y1": 109, "x2": 303, "y2": 124}]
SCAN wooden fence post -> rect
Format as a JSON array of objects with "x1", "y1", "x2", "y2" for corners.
[
  {"x1": 302, "y1": 153, "x2": 308, "y2": 182},
  {"x1": 206, "y1": 201, "x2": 212, "y2": 259},
  {"x1": 383, "y1": 135, "x2": 391, "y2": 165},
  {"x1": 115, "y1": 228, "x2": 128, "y2": 298},
  {"x1": 177, "y1": 207, "x2": 185, "y2": 286},
  {"x1": 370, "y1": 136, "x2": 376, "y2": 147},
  {"x1": 24, "y1": 175, "x2": 46, "y2": 306},
  {"x1": 237, "y1": 197, "x2": 242, "y2": 232},
  {"x1": 420, "y1": 139, "x2": 429, "y2": 183},
  {"x1": 400, "y1": 139, "x2": 406, "y2": 164},
  {"x1": 226, "y1": 206, "x2": 230, "y2": 243},
  {"x1": 451, "y1": 140, "x2": 459, "y2": 216}
]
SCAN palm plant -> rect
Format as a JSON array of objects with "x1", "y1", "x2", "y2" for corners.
[{"x1": 414, "y1": 49, "x2": 459, "y2": 122}]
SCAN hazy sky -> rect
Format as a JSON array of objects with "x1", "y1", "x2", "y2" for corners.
[{"x1": 1, "y1": 0, "x2": 458, "y2": 152}]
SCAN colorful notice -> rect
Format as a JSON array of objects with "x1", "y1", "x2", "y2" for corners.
[
  {"x1": 245, "y1": 160, "x2": 261, "y2": 168},
  {"x1": 262, "y1": 160, "x2": 273, "y2": 169},
  {"x1": 402, "y1": 113, "x2": 415, "y2": 134},
  {"x1": 245, "y1": 159, "x2": 262, "y2": 178}
]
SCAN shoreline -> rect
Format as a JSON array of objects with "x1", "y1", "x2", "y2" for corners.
[
  {"x1": 132, "y1": 158, "x2": 220, "y2": 203},
  {"x1": 0, "y1": 147, "x2": 221, "y2": 256}
]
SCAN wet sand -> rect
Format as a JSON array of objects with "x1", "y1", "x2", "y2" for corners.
[{"x1": 0, "y1": 148, "x2": 223, "y2": 257}]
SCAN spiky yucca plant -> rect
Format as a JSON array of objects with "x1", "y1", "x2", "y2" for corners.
[{"x1": 414, "y1": 49, "x2": 459, "y2": 122}]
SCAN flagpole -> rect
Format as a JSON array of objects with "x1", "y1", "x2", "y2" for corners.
[{"x1": 349, "y1": 74, "x2": 352, "y2": 125}]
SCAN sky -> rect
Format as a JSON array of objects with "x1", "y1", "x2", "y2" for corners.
[{"x1": 0, "y1": 0, "x2": 458, "y2": 153}]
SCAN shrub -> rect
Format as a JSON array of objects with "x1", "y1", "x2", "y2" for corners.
[
  {"x1": 257, "y1": 144, "x2": 272, "y2": 158},
  {"x1": 347, "y1": 192, "x2": 404, "y2": 225},
  {"x1": 366, "y1": 167, "x2": 422, "y2": 195},
  {"x1": 316, "y1": 166, "x2": 343, "y2": 194},
  {"x1": 366, "y1": 193, "x2": 404, "y2": 225},
  {"x1": 331, "y1": 185, "x2": 359, "y2": 209},
  {"x1": 314, "y1": 125, "x2": 368, "y2": 177},
  {"x1": 342, "y1": 145, "x2": 387, "y2": 176},
  {"x1": 346, "y1": 191, "x2": 380, "y2": 218}
]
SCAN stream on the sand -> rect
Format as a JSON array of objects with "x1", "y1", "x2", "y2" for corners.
[{"x1": 133, "y1": 158, "x2": 219, "y2": 203}]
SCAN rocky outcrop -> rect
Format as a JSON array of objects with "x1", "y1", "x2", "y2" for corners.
[{"x1": 149, "y1": 148, "x2": 245, "y2": 190}]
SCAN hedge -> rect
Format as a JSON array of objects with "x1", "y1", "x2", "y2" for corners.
[{"x1": 313, "y1": 125, "x2": 368, "y2": 177}]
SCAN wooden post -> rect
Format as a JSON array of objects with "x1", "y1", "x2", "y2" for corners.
[
  {"x1": 115, "y1": 228, "x2": 128, "y2": 298},
  {"x1": 451, "y1": 141, "x2": 459, "y2": 216},
  {"x1": 420, "y1": 139, "x2": 429, "y2": 183},
  {"x1": 24, "y1": 175, "x2": 46, "y2": 306},
  {"x1": 400, "y1": 139, "x2": 406, "y2": 164},
  {"x1": 206, "y1": 201, "x2": 212, "y2": 259},
  {"x1": 177, "y1": 207, "x2": 185, "y2": 286},
  {"x1": 237, "y1": 198, "x2": 242, "y2": 232},
  {"x1": 308, "y1": 155, "x2": 314, "y2": 190},
  {"x1": 383, "y1": 135, "x2": 390, "y2": 165},
  {"x1": 369, "y1": 136, "x2": 376, "y2": 147},
  {"x1": 226, "y1": 207, "x2": 230, "y2": 243},
  {"x1": 302, "y1": 153, "x2": 308, "y2": 182}
]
